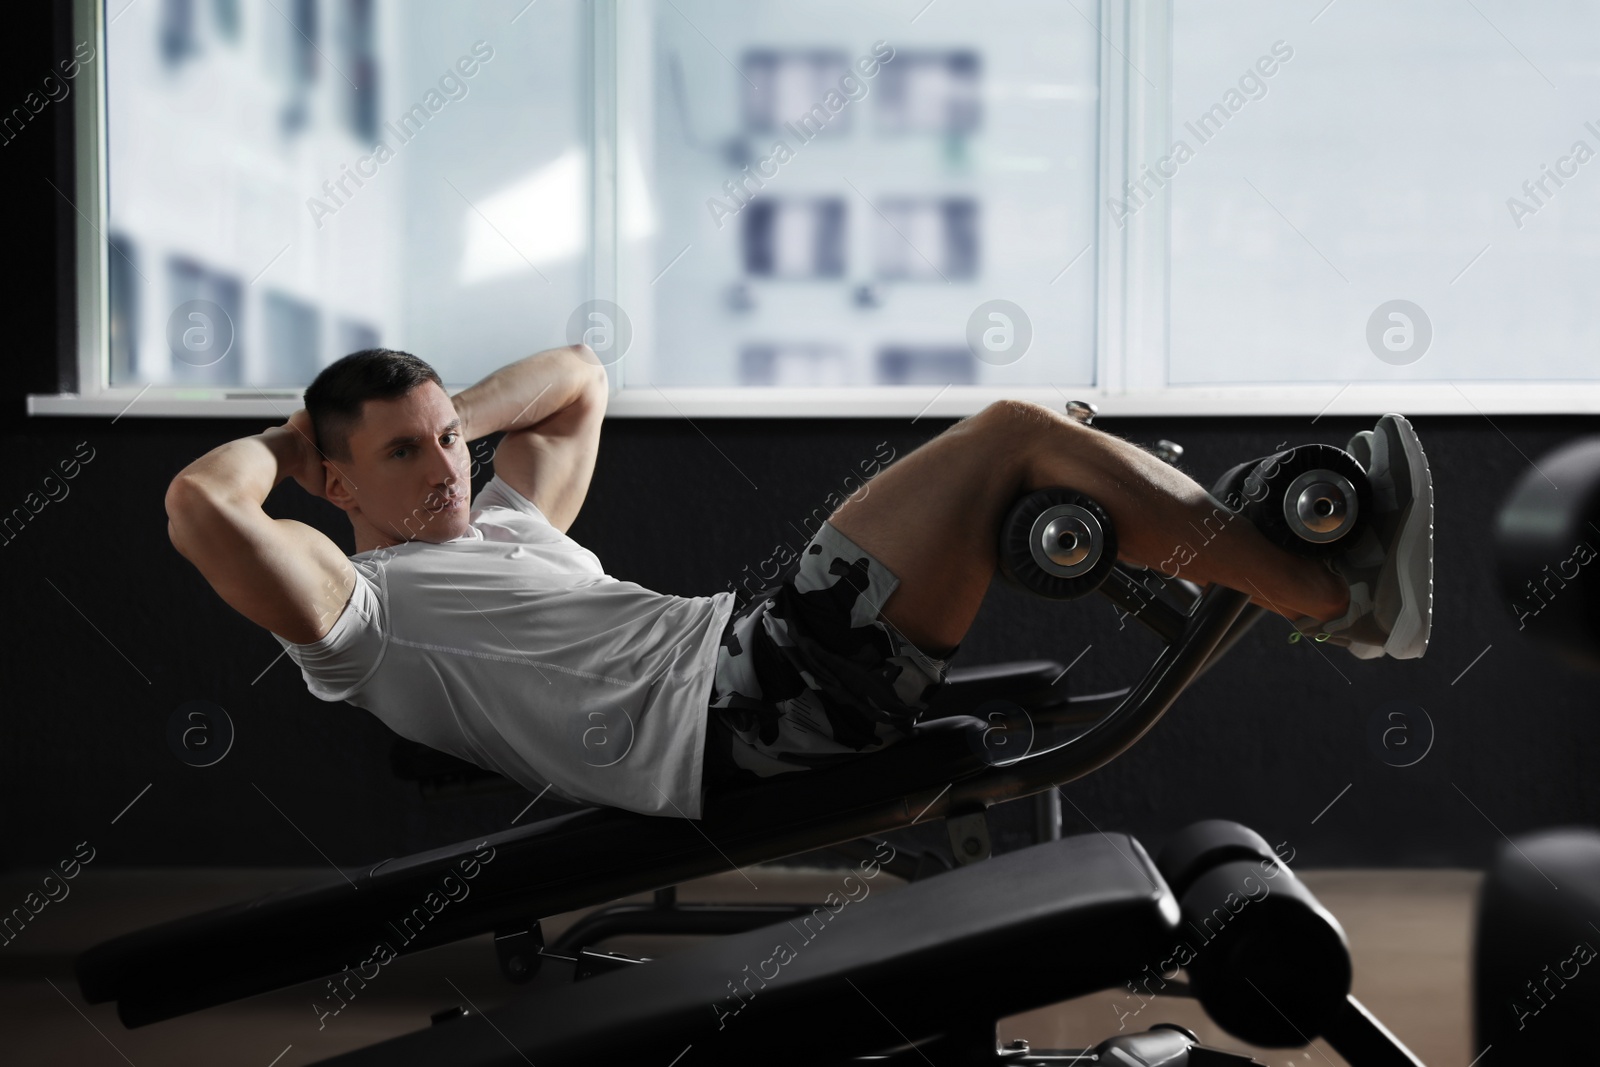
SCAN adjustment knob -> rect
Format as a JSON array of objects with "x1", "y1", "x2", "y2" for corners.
[{"x1": 1065, "y1": 399, "x2": 1098, "y2": 425}]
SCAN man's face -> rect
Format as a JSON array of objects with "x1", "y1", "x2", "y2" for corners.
[{"x1": 327, "y1": 382, "x2": 471, "y2": 545}]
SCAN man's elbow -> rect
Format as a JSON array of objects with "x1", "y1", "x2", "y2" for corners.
[
  {"x1": 569, "y1": 345, "x2": 610, "y2": 405},
  {"x1": 165, "y1": 476, "x2": 209, "y2": 557},
  {"x1": 167, "y1": 518, "x2": 188, "y2": 558}
]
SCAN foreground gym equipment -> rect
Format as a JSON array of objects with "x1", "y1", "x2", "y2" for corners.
[
  {"x1": 78, "y1": 410, "x2": 1432, "y2": 1064},
  {"x1": 1473, "y1": 434, "x2": 1600, "y2": 1057},
  {"x1": 1493, "y1": 435, "x2": 1600, "y2": 672}
]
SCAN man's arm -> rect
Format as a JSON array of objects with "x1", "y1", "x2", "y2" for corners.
[
  {"x1": 166, "y1": 410, "x2": 357, "y2": 645},
  {"x1": 452, "y1": 344, "x2": 608, "y2": 533}
]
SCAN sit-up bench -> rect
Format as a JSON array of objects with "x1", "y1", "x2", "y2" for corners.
[
  {"x1": 81, "y1": 431, "x2": 1426, "y2": 1061},
  {"x1": 79, "y1": 500, "x2": 1258, "y2": 1028},
  {"x1": 76, "y1": 578, "x2": 1247, "y2": 1027},
  {"x1": 300, "y1": 818, "x2": 1424, "y2": 1066},
  {"x1": 312, "y1": 828, "x2": 1186, "y2": 1065}
]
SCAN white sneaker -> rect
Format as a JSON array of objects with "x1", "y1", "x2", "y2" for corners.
[{"x1": 1293, "y1": 413, "x2": 1434, "y2": 660}]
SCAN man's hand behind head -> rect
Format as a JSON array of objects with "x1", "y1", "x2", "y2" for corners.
[{"x1": 277, "y1": 408, "x2": 331, "y2": 501}]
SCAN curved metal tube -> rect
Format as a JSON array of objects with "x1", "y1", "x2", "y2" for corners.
[{"x1": 929, "y1": 583, "x2": 1253, "y2": 813}]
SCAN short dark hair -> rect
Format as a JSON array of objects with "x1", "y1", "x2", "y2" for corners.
[{"x1": 304, "y1": 348, "x2": 443, "y2": 462}]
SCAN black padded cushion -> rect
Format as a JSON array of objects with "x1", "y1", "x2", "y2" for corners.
[
  {"x1": 79, "y1": 715, "x2": 999, "y2": 1027},
  {"x1": 312, "y1": 831, "x2": 1179, "y2": 1066}
]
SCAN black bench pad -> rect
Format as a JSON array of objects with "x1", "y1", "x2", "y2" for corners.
[
  {"x1": 312, "y1": 830, "x2": 1179, "y2": 1066},
  {"x1": 79, "y1": 715, "x2": 1000, "y2": 1026}
]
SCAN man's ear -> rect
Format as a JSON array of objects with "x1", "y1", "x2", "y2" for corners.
[{"x1": 323, "y1": 460, "x2": 356, "y2": 513}]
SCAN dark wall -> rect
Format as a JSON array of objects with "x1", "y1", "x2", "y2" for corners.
[{"x1": 3, "y1": 3, "x2": 1596, "y2": 873}]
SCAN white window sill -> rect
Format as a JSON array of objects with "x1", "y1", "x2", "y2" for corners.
[{"x1": 26, "y1": 383, "x2": 1600, "y2": 419}]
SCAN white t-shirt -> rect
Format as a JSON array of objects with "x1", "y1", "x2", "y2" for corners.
[{"x1": 273, "y1": 475, "x2": 735, "y2": 819}]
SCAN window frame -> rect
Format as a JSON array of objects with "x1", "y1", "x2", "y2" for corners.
[{"x1": 29, "y1": 0, "x2": 1600, "y2": 419}]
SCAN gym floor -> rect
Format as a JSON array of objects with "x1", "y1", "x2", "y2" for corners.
[{"x1": 0, "y1": 860, "x2": 1477, "y2": 1065}]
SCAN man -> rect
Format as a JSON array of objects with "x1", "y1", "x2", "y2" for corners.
[{"x1": 165, "y1": 346, "x2": 1432, "y2": 819}]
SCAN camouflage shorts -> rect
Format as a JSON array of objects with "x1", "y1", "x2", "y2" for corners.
[{"x1": 702, "y1": 520, "x2": 957, "y2": 791}]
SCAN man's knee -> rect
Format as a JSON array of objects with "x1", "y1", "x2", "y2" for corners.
[
  {"x1": 967, "y1": 399, "x2": 1060, "y2": 440},
  {"x1": 944, "y1": 401, "x2": 1057, "y2": 487}
]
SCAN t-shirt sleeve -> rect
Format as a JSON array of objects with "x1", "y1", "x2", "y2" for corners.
[
  {"x1": 469, "y1": 473, "x2": 609, "y2": 575},
  {"x1": 472, "y1": 474, "x2": 550, "y2": 522},
  {"x1": 272, "y1": 569, "x2": 386, "y2": 702}
]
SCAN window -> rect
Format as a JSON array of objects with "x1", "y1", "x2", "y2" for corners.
[
  {"x1": 40, "y1": 0, "x2": 1599, "y2": 418},
  {"x1": 107, "y1": 232, "x2": 140, "y2": 384},
  {"x1": 877, "y1": 345, "x2": 976, "y2": 386},
  {"x1": 81, "y1": 0, "x2": 589, "y2": 406},
  {"x1": 872, "y1": 198, "x2": 979, "y2": 281},
  {"x1": 212, "y1": 0, "x2": 241, "y2": 43},
  {"x1": 158, "y1": 0, "x2": 199, "y2": 68},
  {"x1": 741, "y1": 343, "x2": 848, "y2": 387},
  {"x1": 628, "y1": 0, "x2": 1100, "y2": 396},
  {"x1": 336, "y1": 317, "x2": 380, "y2": 355},
  {"x1": 742, "y1": 51, "x2": 854, "y2": 137},
  {"x1": 271, "y1": 0, "x2": 318, "y2": 135},
  {"x1": 1167, "y1": 0, "x2": 1600, "y2": 393},
  {"x1": 166, "y1": 255, "x2": 245, "y2": 386},
  {"x1": 262, "y1": 291, "x2": 320, "y2": 385},
  {"x1": 338, "y1": 0, "x2": 379, "y2": 145},
  {"x1": 742, "y1": 199, "x2": 847, "y2": 279},
  {"x1": 876, "y1": 50, "x2": 982, "y2": 136}
]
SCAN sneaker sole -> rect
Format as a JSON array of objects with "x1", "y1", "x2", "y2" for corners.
[{"x1": 1376, "y1": 414, "x2": 1434, "y2": 659}]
